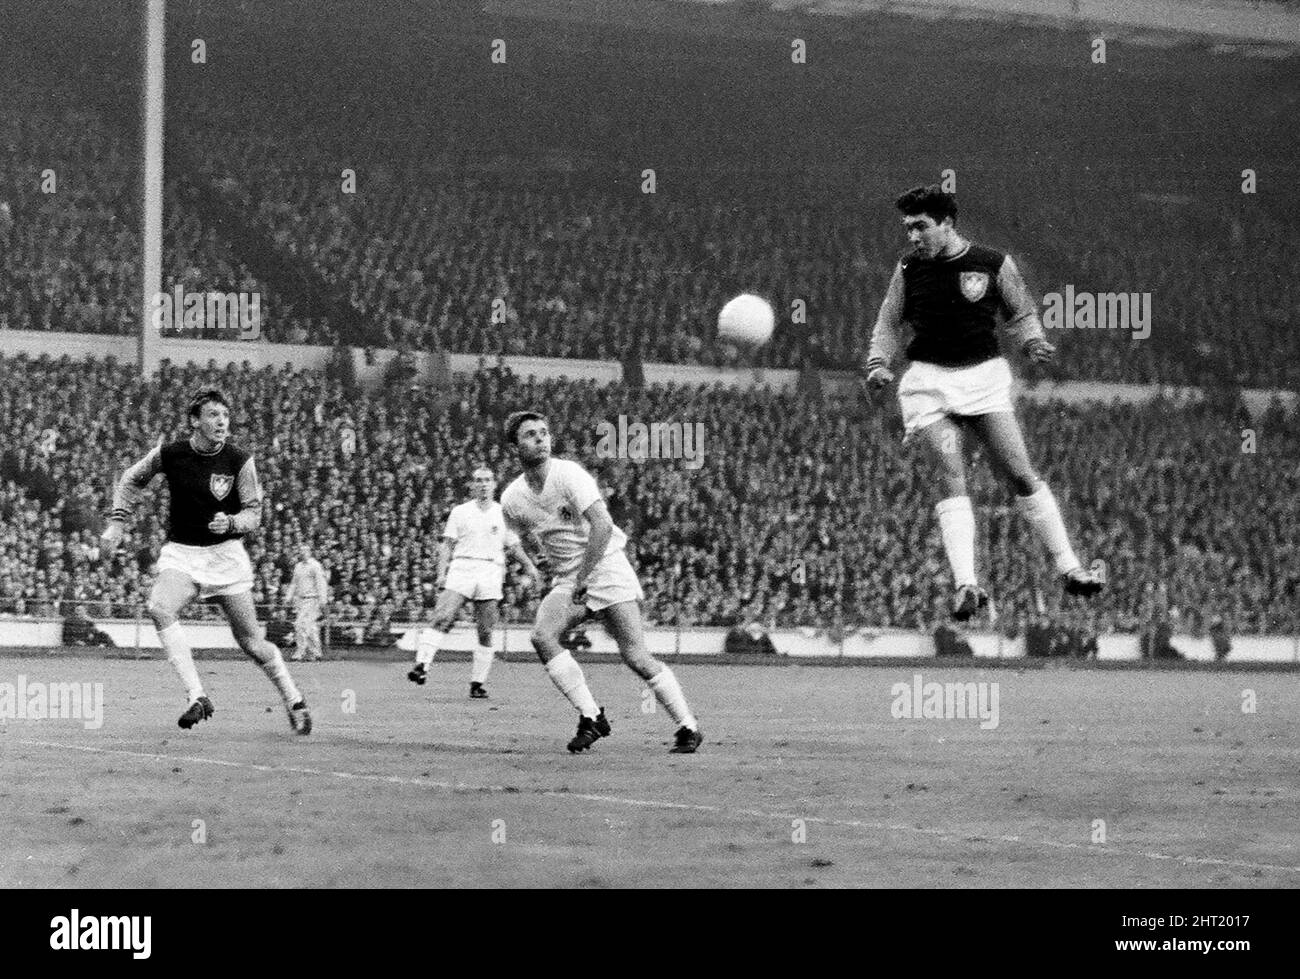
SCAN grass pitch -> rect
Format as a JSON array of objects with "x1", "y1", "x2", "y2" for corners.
[{"x1": 2, "y1": 654, "x2": 1296, "y2": 888}]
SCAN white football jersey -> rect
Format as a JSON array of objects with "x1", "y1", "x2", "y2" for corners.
[
  {"x1": 500, "y1": 458, "x2": 626, "y2": 577},
  {"x1": 443, "y1": 500, "x2": 518, "y2": 566}
]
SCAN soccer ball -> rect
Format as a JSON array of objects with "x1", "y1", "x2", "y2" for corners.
[{"x1": 718, "y1": 293, "x2": 775, "y2": 347}]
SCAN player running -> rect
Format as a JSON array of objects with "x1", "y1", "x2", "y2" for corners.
[
  {"x1": 500, "y1": 411, "x2": 703, "y2": 754},
  {"x1": 865, "y1": 185, "x2": 1105, "y2": 621},
  {"x1": 407, "y1": 467, "x2": 541, "y2": 698},
  {"x1": 101, "y1": 389, "x2": 311, "y2": 733}
]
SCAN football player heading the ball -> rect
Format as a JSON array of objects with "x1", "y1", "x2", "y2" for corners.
[
  {"x1": 102, "y1": 389, "x2": 311, "y2": 734},
  {"x1": 864, "y1": 185, "x2": 1105, "y2": 621}
]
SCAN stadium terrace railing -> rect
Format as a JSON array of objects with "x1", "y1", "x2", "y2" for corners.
[
  {"x1": 0, "y1": 599, "x2": 1298, "y2": 664},
  {"x1": 1, "y1": 329, "x2": 1296, "y2": 418}
]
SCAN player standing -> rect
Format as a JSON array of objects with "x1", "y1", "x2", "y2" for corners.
[
  {"x1": 101, "y1": 390, "x2": 311, "y2": 733},
  {"x1": 500, "y1": 412, "x2": 703, "y2": 754},
  {"x1": 407, "y1": 467, "x2": 541, "y2": 698},
  {"x1": 865, "y1": 185, "x2": 1105, "y2": 620}
]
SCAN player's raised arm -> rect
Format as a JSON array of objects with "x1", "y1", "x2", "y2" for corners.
[
  {"x1": 864, "y1": 261, "x2": 906, "y2": 388},
  {"x1": 102, "y1": 442, "x2": 164, "y2": 544},
  {"x1": 997, "y1": 255, "x2": 1053, "y2": 362}
]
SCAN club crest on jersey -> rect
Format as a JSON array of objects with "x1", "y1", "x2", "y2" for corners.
[
  {"x1": 210, "y1": 474, "x2": 233, "y2": 501},
  {"x1": 959, "y1": 271, "x2": 990, "y2": 302}
]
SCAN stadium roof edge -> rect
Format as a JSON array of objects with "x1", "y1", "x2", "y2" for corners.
[{"x1": 647, "y1": 0, "x2": 1300, "y2": 49}]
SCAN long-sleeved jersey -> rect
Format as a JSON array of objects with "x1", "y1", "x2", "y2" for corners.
[
  {"x1": 867, "y1": 242, "x2": 1045, "y2": 369},
  {"x1": 110, "y1": 438, "x2": 262, "y2": 547}
]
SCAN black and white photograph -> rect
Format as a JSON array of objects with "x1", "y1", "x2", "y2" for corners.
[{"x1": 1, "y1": 0, "x2": 1297, "y2": 918}]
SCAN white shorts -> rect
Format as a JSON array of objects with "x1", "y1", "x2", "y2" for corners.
[
  {"x1": 551, "y1": 549, "x2": 644, "y2": 612},
  {"x1": 443, "y1": 559, "x2": 506, "y2": 602},
  {"x1": 156, "y1": 539, "x2": 254, "y2": 600},
  {"x1": 898, "y1": 357, "x2": 1014, "y2": 438}
]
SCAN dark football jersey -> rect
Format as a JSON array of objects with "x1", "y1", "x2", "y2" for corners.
[
  {"x1": 867, "y1": 241, "x2": 1045, "y2": 370},
  {"x1": 158, "y1": 440, "x2": 253, "y2": 546},
  {"x1": 902, "y1": 244, "x2": 1009, "y2": 366},
  {"x1": 112, "y1": 439, "x2": 261, "y2": 547}
]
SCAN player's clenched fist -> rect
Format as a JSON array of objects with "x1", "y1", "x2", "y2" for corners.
[
  {"x1": 1023, "y1": 337, "x2": 1056, "y2": 364},
  {"x1": 208, "y1": 512, "x2": 232, "y2": 534},
  {"x1": 864, "y1": 357, "x2": 895, "y2": 392}
]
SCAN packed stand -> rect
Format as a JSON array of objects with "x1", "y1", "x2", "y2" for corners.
[
  {"x1": 0, "y1": 71, "x2": 333, "y2": 344},
  {"x1": 0, "y1": 353, "x2": 1296, "y2": 638},
  {"x1": 175, "y1": 114, "x2": 1300, "y2": 387},
  {"x1": 6, "y1": 6, "x2": 1300, "y2": 386}
]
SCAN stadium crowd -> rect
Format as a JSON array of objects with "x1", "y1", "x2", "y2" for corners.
[
  {"x1": 3, "y1": 1, "x2": 1297, "y2": 644},
  {"x1": 4, "y1": 15, "x2": 1299, "y2": 387},
  {"x1": 1, "y1": 353, "x2": 1296, "y2": 637},
  {"x1": 0, "y1": 74, "x2": 333, "y2": 345}
]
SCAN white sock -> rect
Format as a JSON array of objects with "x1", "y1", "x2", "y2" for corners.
[
  {"x1": 935, "y1": 496, "x2": 977, "y2": 587},
  {"x1": 471, "y1": 643, "x2": 494, "y2": 684},
  {"x1": 417, "y1": 628, "x2": 447, "y2": 667},
  {"x1": 1016, "y1": 481, "x2": 1081, "y2": 574},
  {"x1": 158, "y1": 622, "x2": 204, "y2": 703},
  {"x1": 544, "y1": 651, "x2": 599, "y2": 718},
  {"x1": 258, "y1": 642, "x2": 303, "y2": 706},
  {"x1": 647, "y1": 666, "x2": 697, "y2": 730}
]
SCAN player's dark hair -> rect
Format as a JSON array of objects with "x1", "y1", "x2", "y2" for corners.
[
  {"x1": 504, "y1": 410, "x2": 546, "y2": 446},
  {"x1": 896, "y1": 185, "x2": 958, "y2": 225},
  {"x1": 187, "y1": 389, "x2": 229, "y2": 421}
]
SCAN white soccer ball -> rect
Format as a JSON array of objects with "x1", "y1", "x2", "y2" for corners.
[{"x1": 718, "y1": 293, "x2": 775, "y2": 347}]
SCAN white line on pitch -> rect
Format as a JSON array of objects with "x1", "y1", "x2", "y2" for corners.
[{"x1": 19, "y1": 738, "x2": 1300, "y2": 876}]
